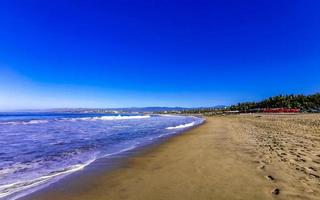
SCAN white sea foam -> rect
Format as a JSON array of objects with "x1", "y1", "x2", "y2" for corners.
[
  {"x1": 25, "y1": 120, "x2": 49, "y2": 124},
  {"x1": 94, "y1": 115, "x2": 151, "y2": 120},
  {"x1": 0, "y1": 143, "x2": 143, "y2": 200},
  {"x1": 102, "y1": 145, "x2": 138, "y2": 158},
  {"x1": 0, "y1": 114, "x2": 203, "y2": 200},
  {"x1": 166, "y1": 122, "x2": 195, "y2": 130},
  {"x1": 0, "y1": 115, "x2": 151, "y2": 125},
  {"x1": 0, "y1": 158, "x2": 96, "y2": 199},
  {"x1": 72, "y1": 115, "x2": 151, "y2": 121},
  {"x1": 0, "y1": 120, "x2": 49, "y2": 125},
  {"x1": 0, "y1": 143, "x2": 144, "y2": 200}
]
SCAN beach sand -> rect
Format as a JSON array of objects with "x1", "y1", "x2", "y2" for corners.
[{"x1": 22, "y1": 114, "x2": 320, "y2": 200}]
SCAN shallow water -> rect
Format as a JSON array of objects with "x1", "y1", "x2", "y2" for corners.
[{"x1": 0, "y1": 112, "x2": 203, "y2": 199}]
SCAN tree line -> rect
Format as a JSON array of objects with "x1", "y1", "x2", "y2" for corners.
[
  {"x1": 229, "y1": 93, "x2": 320, "y2": 112},
  {"x1": 174, "y1": 93, "x2": 320, "y2": 114}
]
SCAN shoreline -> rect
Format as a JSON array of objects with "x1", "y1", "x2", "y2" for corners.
[
  {"x1": 16, "y1": 119, "x2": 205, "y2": 200},
  {"x1": 21, "y1": 114, "x2": 320, "y2": 200}
]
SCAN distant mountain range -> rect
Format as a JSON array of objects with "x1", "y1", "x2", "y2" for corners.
[
  {"x1": 71, "y1": 106, "x2": 227, "y2": 113},
  {"x1": 3, "y1": 106, "x2": 227, "y2": 113}
]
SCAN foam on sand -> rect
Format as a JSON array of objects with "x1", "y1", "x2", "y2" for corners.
[{"x1": 0, "y1": 158, "x2": 96, "y2": 199}]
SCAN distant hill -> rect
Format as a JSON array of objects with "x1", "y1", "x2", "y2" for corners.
[
  {"x1": 116, "y1": 106, "x2": 227, "y2": 113},
  {"x1": 113, "y1": 107, "x2": 190, "y2": 112},
  {"x1": 7, "y1": 106, "x2": 226, "y2": 114}
]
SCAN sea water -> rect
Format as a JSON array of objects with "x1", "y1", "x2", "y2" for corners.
[{"x1": 0, "y1": 112, "x2": 204, "y2": 199}]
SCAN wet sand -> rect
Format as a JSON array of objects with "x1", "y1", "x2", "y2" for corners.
[{"x1": 22, "y1": 114, "x2": 320, "y2": 200}]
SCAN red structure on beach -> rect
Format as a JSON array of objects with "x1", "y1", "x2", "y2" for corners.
[{"x1": 262, "y1": 108, "x2": 300, "y2": 113}]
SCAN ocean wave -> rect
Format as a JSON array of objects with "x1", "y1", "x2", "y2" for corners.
[
  {"x1": 102, "y1": 145, "x2": 138, "y2": 158},
  {"x1": 0, "y1": 158, "x2": 96, "y2": 199},
  {"x1": 0, "y1": 114, "x2": 203, "y2": 199},
  {"x1": 94, "y1": 115, "x2": 151, "y2": 120},
  {"x1": 0, "y1": 120, "x2": 49, "y2": 125},
  {"x1": 0, "y1": 115, "x2": 151, "y2": 125},
  {"x1": 25, "y1": 120, "x2": 49, "y2": 124},
  {"x1": 65, "y1": 115, "x2": 151, "y2": 121},
  {"x1": 0, "y1": 144, "x2": 140, "y2": 199},
  {"x1": 166, "y1": 122, "x2": 195, "y2": 129}
]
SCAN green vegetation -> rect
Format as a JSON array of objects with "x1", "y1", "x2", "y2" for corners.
[
  {"x1": 229, "y1": 93, "x2": 320, "y2": 112},
  {"x1": 158, "y1": 93, "x2": 320, "y2": 115}
]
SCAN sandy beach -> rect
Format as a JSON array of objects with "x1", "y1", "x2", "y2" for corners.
[{"x1": 22, "y1": 114, "x2": 320, "y2": 200}]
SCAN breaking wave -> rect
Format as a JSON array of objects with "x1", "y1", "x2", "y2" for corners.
[
  {"x1": 0, "y1": 158, "x2": 96, "y2": 199},
  {"x1": 86, "y1": 115, "x2": 151, "y2": 121},
  {"x1": 0, "y1": 120, "x2": 49, "y2": 125},
  {"x1": 0, "y1": 115, "x2": 151, "y2": 125},
  {"x1": 166, "y1": 122, "x2": 195, "y2": 129},
  {"x1": 0, "y1": 113, "x2": 203, "y2": 199}
]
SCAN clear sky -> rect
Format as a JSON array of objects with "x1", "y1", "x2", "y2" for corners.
[{"x1": 0, "y1": 0, "x2": 319, "y2": 110}]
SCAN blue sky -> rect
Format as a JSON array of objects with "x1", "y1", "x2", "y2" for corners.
[{"x1": 0, "y1": 0, "x2": 319, "y2": 110}]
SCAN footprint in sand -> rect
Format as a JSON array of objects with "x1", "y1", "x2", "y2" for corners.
[
  {"x1": 266, "y1": 175, "x2": 275, "y2": 181},
  {"x1": 306, "y1": 167, "x2": 317, "y2": 172},
  {"x1": 272, "y1": 188, "x2": 280, "y2": 195},
  {"x1": 313, "y1": 160, "x2": 320, "y2": 164},
  {"x1": 309, "y1": 173, "x2": 320, "y2": 179}
]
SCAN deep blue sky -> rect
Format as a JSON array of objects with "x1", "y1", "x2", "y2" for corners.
[{"x1": 0, "y1": 0, "x2": 319, "y2": 109}]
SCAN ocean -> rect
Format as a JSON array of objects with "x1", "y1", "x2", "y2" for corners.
[{"x1": 0, "y1": 112, "x2": 204, "y2": 200}]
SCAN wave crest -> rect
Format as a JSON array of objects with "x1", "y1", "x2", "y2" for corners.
[
  {"x1": 0, "y1": 158, "x2": 95, "y2": 199},
  {"x1": 75, "y1": 115, "x2": 151, "y2": 121},
  {"x1": 166, "y1": 122, "x2": 195, "y2": 129},
  {"x1": 0, "y1": 120, "x2": 49, "y2": 125}
]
